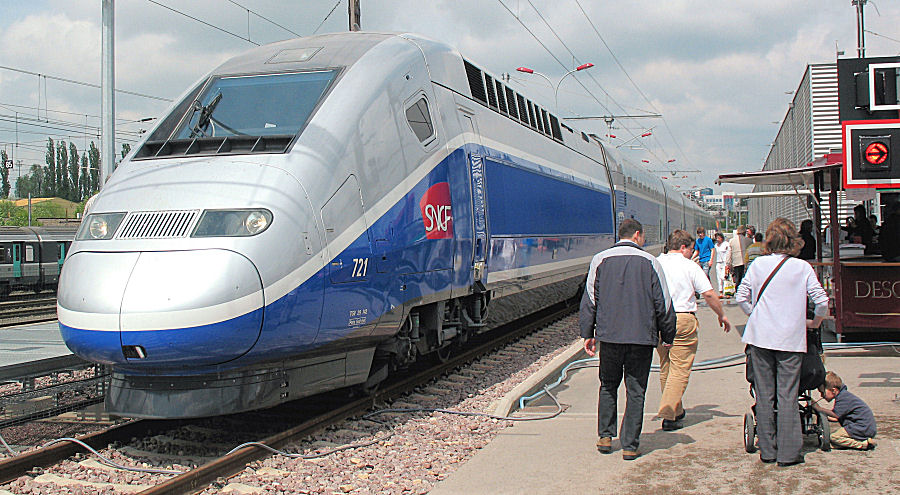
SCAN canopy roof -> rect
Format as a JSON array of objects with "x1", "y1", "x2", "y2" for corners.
[{"x1": 716, "y1": 153, "x2": 842, "y2": 190}]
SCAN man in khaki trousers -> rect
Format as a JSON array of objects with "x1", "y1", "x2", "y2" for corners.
[{"x1": 655, "y1": 230, "x2": 732, "y2": 430}]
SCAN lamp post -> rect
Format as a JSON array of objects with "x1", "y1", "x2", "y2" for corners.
[{"x1": 516, "y1": 62, "x2": 593, "y2": 114}]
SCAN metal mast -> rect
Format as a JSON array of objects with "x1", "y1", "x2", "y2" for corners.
[
  {"x1": 852, "y1": 0, "x2": 867, "y2": 58},
  {"x1": 101, "y1": 0, "x2": 115, "y2": 186},
  {"x1": 349, "y1": 0, "x2": 361, "y2": 31}
]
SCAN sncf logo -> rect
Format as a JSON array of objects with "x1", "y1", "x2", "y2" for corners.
[{"x1": 420, "y1": 182, "x2": 453, "y2": 239}]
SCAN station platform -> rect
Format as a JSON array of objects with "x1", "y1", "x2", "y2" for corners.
[
  {"x1": 431, "y1": 304, "x2": 900, "y2": 494},
  {"x1": 0, "y1": 321, "x2": 77, "y2": 379}
]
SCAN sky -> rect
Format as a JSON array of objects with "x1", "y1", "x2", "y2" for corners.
[{"x1": 2, "y1": 0, "x2": 900, "y2": 194}]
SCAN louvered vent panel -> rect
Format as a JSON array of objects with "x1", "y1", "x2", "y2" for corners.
[
  {"x1": 464, "y1": 60, "x2": 487, "y2": 104},
  {"x1": 117, "y1": 210, "x2": 199, "y2": 239}
]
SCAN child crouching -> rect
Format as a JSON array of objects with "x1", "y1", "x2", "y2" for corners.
[{"x1": 814, "y1": 371, "x2": 877, "y2": 450}]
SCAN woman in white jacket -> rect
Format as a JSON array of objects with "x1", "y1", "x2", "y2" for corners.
[
  {"x1": 736, "y1": 218, "x2": 829, "y2": 467},
  {"x1": 713, "y1": 232, "x2": 730, "y2": 296}
]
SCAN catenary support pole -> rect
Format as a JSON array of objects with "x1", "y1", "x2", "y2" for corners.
[{"x1": 101, "y1": 0, "x2": 115, "y2": 187}]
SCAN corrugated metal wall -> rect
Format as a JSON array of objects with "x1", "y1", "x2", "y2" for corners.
[{"x1": 749, "y1": 63, "x2": 855, "y2": 231}]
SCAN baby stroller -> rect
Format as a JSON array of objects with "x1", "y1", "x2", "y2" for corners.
[{"x1": 743, "y1": 327, "x2": 831, "y2": 453}]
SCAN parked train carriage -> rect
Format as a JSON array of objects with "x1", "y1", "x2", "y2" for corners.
[
  {"x1": 58, "y1": 32, "x2": 709, "y2": 419},
  {"x1": 0, "y1": 226, "x2": 76, "y2": 296}
]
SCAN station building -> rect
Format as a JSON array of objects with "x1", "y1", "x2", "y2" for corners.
[{"x1": 747, "y1": 63, "x2": 857, "y2": 229}]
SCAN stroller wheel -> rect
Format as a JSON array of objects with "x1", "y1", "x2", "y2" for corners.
[
  {"x1": 816, "y1": 411, "x2": 832, "y2": 451},
  {"x1": 743, "y1": 412, "x2": 757, "y2": 453}
]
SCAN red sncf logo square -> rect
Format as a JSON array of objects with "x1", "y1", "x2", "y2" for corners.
[{"x1": 420, "y1": 182, "x2": 453, "y2": 239}]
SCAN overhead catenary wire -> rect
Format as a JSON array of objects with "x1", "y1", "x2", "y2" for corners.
[
  {"x1": 146, "y1": 0, "x2": 260, "y2": 46},
  {"x1": 0, "y1": 65, "x2": 171, "y2": 102},
  {"x1": 225, "y1": 0, "x2": 302, "y2": 38},
  {"x1": 313, "y1": 0, "x2": 344, "y2": 35},
  {"x1": 499, "y1": 0, "x2": 674, "y2": 166}
]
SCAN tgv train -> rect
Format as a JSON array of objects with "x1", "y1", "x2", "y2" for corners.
[{"x1": 57, "y1": 33, "x2": 713, "y2": 418}]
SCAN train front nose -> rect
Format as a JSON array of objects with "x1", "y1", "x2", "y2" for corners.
[{"x1": 58, "y1": 249, "x2": 264, "y2": 367}]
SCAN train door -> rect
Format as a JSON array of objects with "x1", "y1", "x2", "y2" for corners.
[
  {"x1": 459, "y1": 112, "x2": 488, "y2": 286},
  {"x1": 319, "y1": 174, "x2": 380, "y2": 342},
  {"x1": 12, "y1": 243, "x2": 22, "y2": 278}
]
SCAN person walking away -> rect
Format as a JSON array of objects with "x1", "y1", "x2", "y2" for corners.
[
  {"x1": 798, "y1": 219, "x2": 816, "y2": 260},
  {"x1": 656, "y1": 229, "x2": 731, "y2": 431},
  {"x1": 744, "y1": 233, "x2": 764, "y2": 266},
  {"x1": 692, "y1": 227, "x2": 715, "y2": 282},
  {"x1": 813, "y1": 371, "x2": 877, "y2": 450},
  {"x1": 713, "y1": 232, "x2": 730, "y2": 297},
  {"x1": 729, "y1": 226, "x2": 747, "y2": 285},
  {"x1": 579, "y1": 218, "x2": 676, "y2": 461},
  {"x1": 736, "y1": 218, "x2": 829, "y2": 467}
]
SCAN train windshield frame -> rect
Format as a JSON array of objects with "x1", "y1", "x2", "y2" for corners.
[{"x1": 171, "y1": 70, "x2": 337, "y2": 140}]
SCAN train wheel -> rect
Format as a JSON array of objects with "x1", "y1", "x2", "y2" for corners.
[{"x1": 743, "y1": 412, "x2": 757, "y2": 453}]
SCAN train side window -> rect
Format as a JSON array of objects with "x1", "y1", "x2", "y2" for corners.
[
  {"x1": 25, "y1": 245, "x2": 34, "y2": 262},
  {"x1": 0, "y1": 246, "x2": 6, "y2": 263},
  {"x1": 404, "y1": 97, "x2": 434, "y2": 144}
]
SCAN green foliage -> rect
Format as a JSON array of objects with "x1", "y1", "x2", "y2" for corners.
[
  {"x1": 16, "y1": 139, "x2": 103, "y2": 201},
  {"x1": 0, "y1": 149, "x2": 9, "y2": 199},
  {"x1": 0, "y1": 200, "x2": 33, "y2": 226}
]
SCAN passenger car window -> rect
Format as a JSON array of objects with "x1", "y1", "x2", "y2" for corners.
[{"x1": 405, "y1": 98, "x2": 434, "y2": 143}]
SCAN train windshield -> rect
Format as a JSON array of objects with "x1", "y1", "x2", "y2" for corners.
[{"x1": 170, "y1": 70, "x2": 337, "y2": 140}]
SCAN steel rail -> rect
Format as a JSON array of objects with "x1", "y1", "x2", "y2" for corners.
[
  {"x1": 140, "y1": 301, "x2": 575, "y2": 495},
  {"x1": 0, "y1": 302, "x2": 573, "y2": 492}
]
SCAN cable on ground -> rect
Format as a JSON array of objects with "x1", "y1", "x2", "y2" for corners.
[{"x1": 517, "y1": 341, "x2": 898, "y2": 409}]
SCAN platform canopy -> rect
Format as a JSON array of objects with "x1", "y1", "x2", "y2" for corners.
[{"x1": 716, "y1": 153, "x2": 843, "y2": 191}]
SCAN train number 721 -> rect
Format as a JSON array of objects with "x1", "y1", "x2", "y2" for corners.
[{"x1": 352, "y1": 257, "x2": 369, "y2": 278}]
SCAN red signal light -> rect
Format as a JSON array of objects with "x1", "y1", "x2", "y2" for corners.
[{"x1": 864, "y1": 141, "x2": 888, "y2": 165}]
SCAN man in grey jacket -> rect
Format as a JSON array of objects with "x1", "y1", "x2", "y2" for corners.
[{"x1": 579, "y1": 218, "x2": 676, "y2": 460}]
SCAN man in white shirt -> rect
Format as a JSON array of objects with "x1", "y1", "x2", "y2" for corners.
[{"x1": 656, "y1": 229, "x2": 732, "y2": 430}]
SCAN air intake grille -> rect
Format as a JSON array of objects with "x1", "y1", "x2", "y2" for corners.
[{"x1": 117, "y1": 210, "x2": 199, "y2": 239}]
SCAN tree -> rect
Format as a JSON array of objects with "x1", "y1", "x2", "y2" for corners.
[
  {"x1": 88, "y1": 141, "x2": 100, "y2": 192},
  {"x1": 0, "y1": 149, "x2": 9, "y2": 198},
  {"x1": 69, "y1": 142, "x2": 80, "y2": 202},
  {"x1": 15, "y1": 164, "x2": 46, "y2": 199},
  {"x1": 56, "y1": 141, "x2": 69, "y2": 199},
  {"x1": 45, "y1": 138, "x2": 56, "y2": 196},
  {"x1": 121, "y1": 143, "x2": 131, "y2": 159}
]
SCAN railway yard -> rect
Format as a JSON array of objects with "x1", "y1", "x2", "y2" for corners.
[{"x1": 0, "y1": 300, "x2": 896, "y2": 494}]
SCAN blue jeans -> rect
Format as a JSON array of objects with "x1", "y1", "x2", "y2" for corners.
[{"x1": 699, "y1": 261, "x2": 712, "y2": 281}]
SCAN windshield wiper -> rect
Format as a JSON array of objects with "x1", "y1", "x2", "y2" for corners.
[{"x1": 189, "y1": 92, "x2": 223, "y2": 138}]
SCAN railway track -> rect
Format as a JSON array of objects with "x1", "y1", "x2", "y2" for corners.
[
  {"x1": 0, "y1": 301, "x2": 577, "y2": 494},
  {"x1": 0, "y1": 297, "x2": 58, "y2": 327}
]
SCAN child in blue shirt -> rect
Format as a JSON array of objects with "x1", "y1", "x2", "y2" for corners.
[{"x1": 814, "y1": 371, "x2": 877, "y2": 450}]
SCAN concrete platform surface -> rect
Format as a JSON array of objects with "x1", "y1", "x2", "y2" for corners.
[
  {"x1": 431, "y1": 304, "x2": 900, "y2": 495},
  {"x1": 0, "y1": 321, "x2": 70, "y2": 369}
]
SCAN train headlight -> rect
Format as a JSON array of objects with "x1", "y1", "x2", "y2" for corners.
[
  {"x1": 77, "y1": 213, "x2": 126, "y2": 240},
  {"x1": 191, "y1": 209, "x2": 273, "y2": 237}
]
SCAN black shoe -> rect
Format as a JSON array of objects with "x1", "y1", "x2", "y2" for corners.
[
  {"x1": 675, "y1": 411, "x2": 686, "y2": 421},
  {"x1": 662, "y1": 419, "x2": 683, "y2": 431},
  {"x1": 777, "y1": 457, "x2": 805, "y2": 467},
  {"x1": 760, "y1": 457, "x2": 776, "y2": 464}
]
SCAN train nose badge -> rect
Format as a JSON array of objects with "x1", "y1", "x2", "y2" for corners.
[{"x1": 420, "y1": 182, "x2": 453, "y2": 239}]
